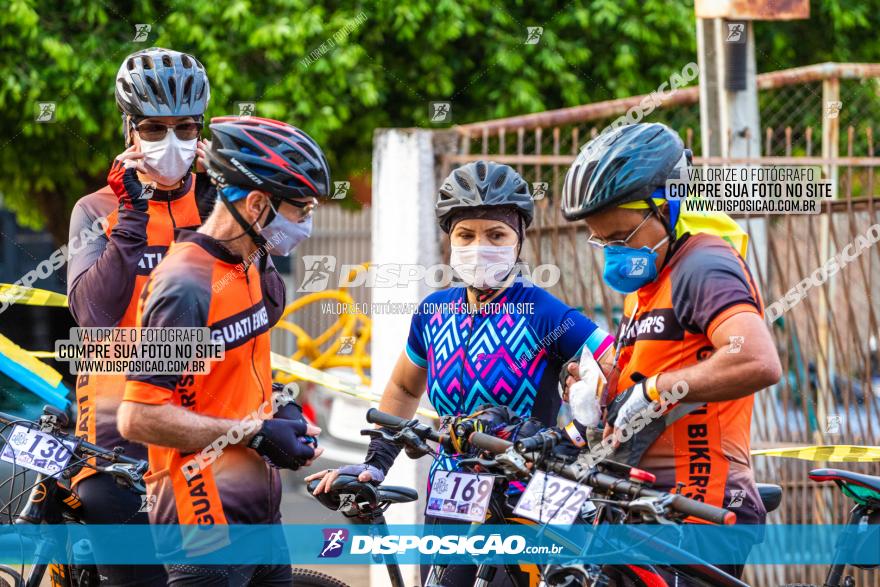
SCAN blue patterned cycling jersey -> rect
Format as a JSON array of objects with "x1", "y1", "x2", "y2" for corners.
[{"x1": 405, "y1": 279, "x2": 612, "y2": 490}]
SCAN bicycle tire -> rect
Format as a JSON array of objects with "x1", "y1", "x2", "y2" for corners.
[{"x1": 290, "y1": 568, "x2": 352, "y2": 587}]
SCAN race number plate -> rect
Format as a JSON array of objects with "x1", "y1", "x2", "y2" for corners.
[
  {"x1": 426, "y1": 471, "x2": 494, "y2": 522},
  {"x1": 513, "y1": 470, "x2": 591, "y2": 525},
  {"x1": 0, "y1": 425, "x2": 77, "y2": 478}
]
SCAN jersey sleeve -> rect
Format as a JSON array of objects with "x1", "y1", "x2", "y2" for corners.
[
  {"x1": 560, "y1": 309, "x2": 614, "y2": 361},
  {"x1": 532, "y1": 289, "x2": 612, "y2": 362},
  {"x1": 404, "y1": 301, "x2": 429, "y2": 369},
  {"x1": 124, "y1": 271, "x2": 211, "y2": 405},
  {"x1": 67, "y1": 194, "x2": 149, "y2": 327},
  {"x1": 671, "y1": 242, "x2": 761, "y2": 337}
]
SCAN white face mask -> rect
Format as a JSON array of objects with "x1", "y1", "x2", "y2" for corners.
[
  {"x1": 450, "y1": 245, "x2": 518, "y2": 289},
  {"x1": 139, "y1": 133, "x2": 197, "y2": 185},
  {"x1": 258, "y1": 203, "x2": 313, "y2": 257}
]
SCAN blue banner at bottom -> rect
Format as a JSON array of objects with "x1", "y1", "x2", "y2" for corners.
[{"x1": 0, "y1": 524, "x2": 876, "y2": 566}]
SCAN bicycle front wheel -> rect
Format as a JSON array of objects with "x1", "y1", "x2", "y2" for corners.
[{"x1": 290, "y1": 568, "x2": 352, "y2": 587}]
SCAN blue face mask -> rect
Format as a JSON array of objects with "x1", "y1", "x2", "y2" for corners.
[
  {"x1": 602, "y1": 236, "x2": 669, "y2": 294},
  {"x1": 259, "y1": 203, "x2": 312, "y2": 257}
]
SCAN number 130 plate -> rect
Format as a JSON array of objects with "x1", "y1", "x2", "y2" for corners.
[
  {"x1": 513, "y1": 470, "x2": 591, "y2": 525},
  {"x1": 426, "y1": 471, "x2": 494, "y2": 523},
  {"x1": 0, "y1": 425, "x2": 77, "y2": 478}
]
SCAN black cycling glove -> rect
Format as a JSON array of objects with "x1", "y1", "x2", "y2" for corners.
[{"x1": 248, "y1": 419, "x2": 315, "y2": 470}]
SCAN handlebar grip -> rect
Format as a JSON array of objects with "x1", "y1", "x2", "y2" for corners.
[
  {"x1": 515, "y1": 429, "x2": 563, "y2": 452},
  {"x1": 365, "y1": 408, "x2": 409, "y2": 429},
  {"x1": 468, "y1": 432, "x2": 512, "y2": 454},
  {"x1": 669, "y1": 495, "x2": 736, "y2": 525}
]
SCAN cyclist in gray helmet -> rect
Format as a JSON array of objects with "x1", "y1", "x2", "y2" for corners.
[{"x1": 309, "y1": 160, "x2": 614, "y2": 587}]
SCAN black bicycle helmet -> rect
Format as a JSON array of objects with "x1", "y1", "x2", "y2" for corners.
[
  {"x1": 204, "y1": 116, "x2": 331, "y2": 201},
  {"x1": 436, "y1": 161, "x2": 534, "y2": 233},
  {"x1": 115, "y1": 47, "x2": 210, "y2": 118},
  {"x1": 561, "y1": 123, "x2": 687, "y2": 221}
]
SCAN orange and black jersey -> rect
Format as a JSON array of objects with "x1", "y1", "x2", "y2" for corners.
[
  {"x1": 612, "y1": 232, "x2": 767, "y2": 525},
  {"x1": 66, "y1": 175, "x2": 285, "y2": 485},
  {"x1": 124, "y1": 229, "x2": 283, "y2": 529}
]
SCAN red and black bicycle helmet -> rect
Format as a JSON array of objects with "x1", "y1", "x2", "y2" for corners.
[{"x1": 204, "y1": 116, "x2": 331, "y2": 201}]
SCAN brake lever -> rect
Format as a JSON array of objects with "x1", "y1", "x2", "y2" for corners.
[
  {"x1": 495, "y1": 449, "x2": 531, "y2": 478},
  {"x1": 101, "y1": 463, "x2": 146, "y2": 494},
  {"x1": 361, "y1": 428, "x2": 397, "y2": 442},
  {"x1": 627, "y1": 496, "x2": 676, "y2": 525}
]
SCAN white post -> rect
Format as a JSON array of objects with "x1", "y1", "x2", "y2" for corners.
[{"x1": 370, "y1": 128, "x2": 443, "y2": 587}]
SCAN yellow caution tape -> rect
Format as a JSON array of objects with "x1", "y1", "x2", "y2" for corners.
[
  {"x1": 271, "y1": 352, "x2": 438, "y2": 419},
  {"x1": 0, "y1": 284, "x2": 68, "y2": 307},
  {"x1": 752, "y1": 445, "x2": 880, "y2": 462},
  {"x1": 0, "y1": 333, "x2": 64, "y2": 388}
]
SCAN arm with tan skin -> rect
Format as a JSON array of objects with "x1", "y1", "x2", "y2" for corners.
[
  {"x1": 603, "y1": 311, "x2": 781, "y2": 440},
  {"x1": 118, "y1": 401, "x2": 323, "y2": 465},
  {"x1": 306, "y1": 350, "x2": 427, "y2": 493},
  {"x1": 653, "y1": 311, "x2": 781, "y2": 402}
]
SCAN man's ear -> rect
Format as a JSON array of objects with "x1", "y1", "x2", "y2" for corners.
[{"x1": 244, "y1": 191, "x2": 270, "y2": 225}]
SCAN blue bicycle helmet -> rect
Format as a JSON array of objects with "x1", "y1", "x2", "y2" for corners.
[{"x1": 561, "y1": 123, "x2": 688, "y2": 221}]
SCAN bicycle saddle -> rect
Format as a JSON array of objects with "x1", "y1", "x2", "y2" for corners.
[
  {"x1": 307, "y1": 474, "x2": 418, "y2": 512},
  {"x1": 811, "y1": 468, "x2": 880, "y2": 493},
  {"x1": 756, "y1": 483, "x2": 782, "y2": 513}
]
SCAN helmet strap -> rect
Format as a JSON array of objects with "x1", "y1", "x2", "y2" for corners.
[
  {"x1": 646, "y1": 198, "x2": 676, "y2": 269},
  {"x1": 218, "y1": 189, "x2": 269, "y2": 252}
]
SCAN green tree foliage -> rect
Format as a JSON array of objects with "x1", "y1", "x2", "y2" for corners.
[{"x1": 0, "y1": 0, "x2": 876, "y2": 240}]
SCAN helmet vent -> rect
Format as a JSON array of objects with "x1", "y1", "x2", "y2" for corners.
[
  {"x1": 181, "y1": 54, "x2": 192, "y2": 68},
  {"x1": 167, "y1": 77, "x2": 176, "y2": 99},
  {"x1": 161, "y1": 54, "x2": 173, "y2": 68},
  {"x1": 145, "y1": 77, "x2": 162, "y2": 103},
  {"x1": 454, "y1": 173, "x2": 472, "y2": 192},
  {"x1": 476, "y1": 162, "x2": 487, "y2": 181},
  {"x1": 142, "y1": 55, "x2": 153, "y2": 70},
  {"x1": 126, "y1": 58, "x2": 136, "y2": 71},
  {"x1": 493, "y1": 172, "x2": 506, "y2": 190},
  {"x1": 182, "y1": 77, "x2": 192, "y2": 100}
]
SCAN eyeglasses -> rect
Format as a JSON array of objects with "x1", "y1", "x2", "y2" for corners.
[
  {"x1": 134, "y1": 121, "x2": 202, "y2": 141},
  {"x1": 281, "y1": 197, "x2": 319, "y2": 222},
  {"x1": 586, "y1": 212, "x2": 654, "y2": 249}
]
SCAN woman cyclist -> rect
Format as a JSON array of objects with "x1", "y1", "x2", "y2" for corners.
[{"x1": 307, "y1": 160, "x2": 613, "y2": 586}]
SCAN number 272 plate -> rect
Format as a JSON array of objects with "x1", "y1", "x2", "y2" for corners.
[
  {"x1": 513, "y1": 470, "x2": 591, "y2": 526},
  {"x1": 0, "y1": 425, "x2": 77, "y2": 478}
]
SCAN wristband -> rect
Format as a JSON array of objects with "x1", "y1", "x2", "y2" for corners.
[
  {"x1": 564, "y1": 420, "x2": 588, "y2": 448},
  {"x1": 645, "y1": 373, "x2": 662, "y2": 402}
]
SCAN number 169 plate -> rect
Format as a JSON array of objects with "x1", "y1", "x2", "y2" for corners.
[
  {"x1": 0, "y1": 425, "x2": 77, "y2": 478},
  {"x1": 426, "y1": 471, "x2": 494, "y2": 523}
]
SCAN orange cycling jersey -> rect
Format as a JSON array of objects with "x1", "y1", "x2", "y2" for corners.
[
  {"x1": 124, "y1": 229, "x2": 283, "y2": 540},
  {"x1": 611, "y1": 232, "x2": 766, "y2": 525},
  {"x1": 67, "y1": 176, "x2": 202, "y2": 485}
]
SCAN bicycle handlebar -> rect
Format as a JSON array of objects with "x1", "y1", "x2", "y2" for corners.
[
  {"x1": 468, "y1": 431, "x2": 734, "y2": 526},
  {"x1": 366, "y1": 407, "x2": 410, "y2": 430},
  {"x1": 469, "y1": 431, "x2": 513, "y2": 454},
  {"x1": 0, "y1": 408, "x2": 148, "y2": 485},
  {"x1": 365, "y1": 408, "x2": 449, "y2": 447},
  {"x1": 546, "y1": 460, "x2": 735, "y2": 526}
]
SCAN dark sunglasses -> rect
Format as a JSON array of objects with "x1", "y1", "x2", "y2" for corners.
[{"x1": 134, "y1": 121, "x2": 202, "y2": 141}]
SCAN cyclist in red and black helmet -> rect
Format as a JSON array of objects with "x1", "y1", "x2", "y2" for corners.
[{"x1": 119, "y1": 116, "x2": 330, "y2": 585}]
